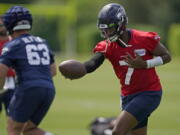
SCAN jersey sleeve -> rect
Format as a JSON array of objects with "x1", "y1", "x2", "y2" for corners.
[
  {"x1": 0, "y1": 43, "x2": 17, "y2": 67},
  {"x1": 93, "y1": 41, "x2": 108, "y2": 55},
  {"x1": 144, "y1": 32, "x2": 160, "y2": 52}
]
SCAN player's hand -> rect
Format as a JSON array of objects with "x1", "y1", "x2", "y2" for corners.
[{"x1": 123, "y1": 52, "x2": 147, "y2": 69}]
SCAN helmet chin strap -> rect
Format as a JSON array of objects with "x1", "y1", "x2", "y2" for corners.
[
  {"x1": 109, "y1": 31, "x2": 130, "y2": 48},
  {"x1": 108, "y1": 29, "x2": 124, "y2": 42},
  {"x1": 108, "y1": 34, "x2": 119, "y2": 42},
  {"x1": 117, "y1": 38, "x2": 130, "y2": 48},
  {"x1": 108, "y1": 35, "x2": 127, "y2": 48}
]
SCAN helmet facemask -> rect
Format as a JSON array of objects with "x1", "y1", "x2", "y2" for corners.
[
  {"x1": 98, "y1": 16, "x2": 127, "y2": 42},
  {"x1": 99, "y1": 23, "x2": 117, "y2": 42}
]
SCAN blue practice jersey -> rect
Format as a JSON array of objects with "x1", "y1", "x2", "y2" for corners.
[{"x1": 0, "y1": 34, "x2": 55, "y2": 89}]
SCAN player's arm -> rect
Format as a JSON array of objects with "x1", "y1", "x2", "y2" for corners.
[
  {"x1": 49, "y1": 49, "x2": 57, "y2": 77},
  {"x1": 50, "y1": 63, "x2": 57, "y2": 77},
  {"x1": 149, "y1": 42, "x2": 171, "y2": 65},
  {"x1": 83, "y1": 52, "x2": 105, "y2": 73},
  {"x1": 58, "y1": 52, "x2": 105, "y2": 79},
  {"x1": 0, "y1": 63, "x2": 8, "y2": 89},
  {"x1": 124, "y1": 42, "x2": 171, "y2": 69},
  {"x1": 144, "y1": 42, "x2": 171, "y2": 68}
]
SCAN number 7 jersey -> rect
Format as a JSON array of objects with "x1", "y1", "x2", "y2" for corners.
[
  {"x1": 0, "y1": 34, "x2": 55, "y2": 89},
  {"x1": 93, "y1": 29, "x2": 162, "y2": 96}
]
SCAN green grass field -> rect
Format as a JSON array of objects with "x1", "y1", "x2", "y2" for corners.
[{"x1": 0, "y1": 55, "x2": 180, "y2": 135}]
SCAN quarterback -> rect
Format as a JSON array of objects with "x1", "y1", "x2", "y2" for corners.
[{"x1": 60, "y1": 3, "x2": 171, "y2": 135}]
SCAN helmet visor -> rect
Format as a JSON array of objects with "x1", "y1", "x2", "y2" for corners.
[
  {"x1": 100, "y1": 27, "x2": 116, "y2": 38},
  {"x1": 98, "y1": 23, "x2": 118, "y2": 41}
]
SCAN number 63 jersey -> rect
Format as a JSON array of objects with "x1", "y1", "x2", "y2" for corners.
[
  {"x1": 93, "y1": 29, "x2": 162, "y2": 96},
  {"x1": 0, "y1": 34, "x2": 55, "y2": 89}
]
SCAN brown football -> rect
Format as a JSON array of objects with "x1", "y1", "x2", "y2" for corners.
[{"x1": 59, "y1": 59, "x2": 86, "y2": 79}]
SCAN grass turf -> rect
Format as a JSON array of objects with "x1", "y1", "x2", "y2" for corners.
[{"x1": 0, "y1": 55, "x2": 179, "y2": 135}]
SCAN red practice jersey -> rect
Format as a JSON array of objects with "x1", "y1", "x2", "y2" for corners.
[
  {"x1": 0, "y1": 38, "x2": 16, "y2": 77},
  {"x1": 93, "y1": 29, "x2": 162, "y2": 96}
]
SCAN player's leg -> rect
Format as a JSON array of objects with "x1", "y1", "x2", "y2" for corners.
[
  {"x1": 3, "y1": 90, "x2": 15, "y2": 135},
  {"x1": 113, "y1": 90, "x2": 162, "y2": 135},
  {"x1": 130, "y1": 126, "x2": 147, "y2": 135},
  {"x1": 23, "y1": 121, "x2": 45, "y2": 135},
  {"x1": 22, "y1": 87, "x2": 55, "y2": 135},
  {"x1": 112, "y1": 110, "x2": 138, "y2": 135},
  {"x1": 22, "y1": 121, "x2": 54, "y2": 135},
  {"x1": 7, "y1": 118, "x2": 53, "y2": 135},
  {"x1": 129, "y1": 118, "x2": 148, "y2": 135},
  {"x1": 3, "y1": 90, "x2": 14, "y2": 115},
  {"x1": 7, "y1": 116, "x2": 25, "y2": 135},
  {"x1": 7, "y1": 89, "x2": 30, "y2": 135},
  {"x1": 8, "y1": 87, "x2": 54, "y2": 135},
  {"x1": 130, "y1": 91, "x2": 162, "y2": 135},
  {"x1": 0, "y1": 91, "x2": 7, "y2": 114}
]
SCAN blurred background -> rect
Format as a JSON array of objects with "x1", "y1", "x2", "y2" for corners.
[
  {"x1": 1, "y1": 0, "x2": 180, "y2": 56},
  {"x1": 0, "y1": 0, "x2": 180, "y2": 135}
]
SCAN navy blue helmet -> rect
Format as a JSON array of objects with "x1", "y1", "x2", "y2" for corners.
[
  {"x1": 97, "y1": 3, "x2": 128, "y2": 42},
  {"x1": 3, "y1": 6, "x2": 32, "y2": 34}
]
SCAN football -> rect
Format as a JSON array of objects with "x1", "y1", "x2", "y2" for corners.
[{"x1": 59, "y1": 59, "x2": 87, "y2": 79}]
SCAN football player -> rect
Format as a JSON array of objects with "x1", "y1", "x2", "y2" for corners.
[
  {"x1": 0, "y1": 16, "x2": 16, "y2": 115},
  {"x1": 0, "y1": 6, "x2": 56, "y2": 135},
  {"x1": 62, "y1": 3, "x2": 171, "y2": 135}
]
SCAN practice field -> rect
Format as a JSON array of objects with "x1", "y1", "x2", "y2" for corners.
[{"x1": 0, "y1": 55, "x2": 180, "y2": 135}]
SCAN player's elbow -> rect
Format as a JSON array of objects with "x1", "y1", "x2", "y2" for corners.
[{"x1": 163, "y1": 53, "x2": 172, "y2": 64}]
